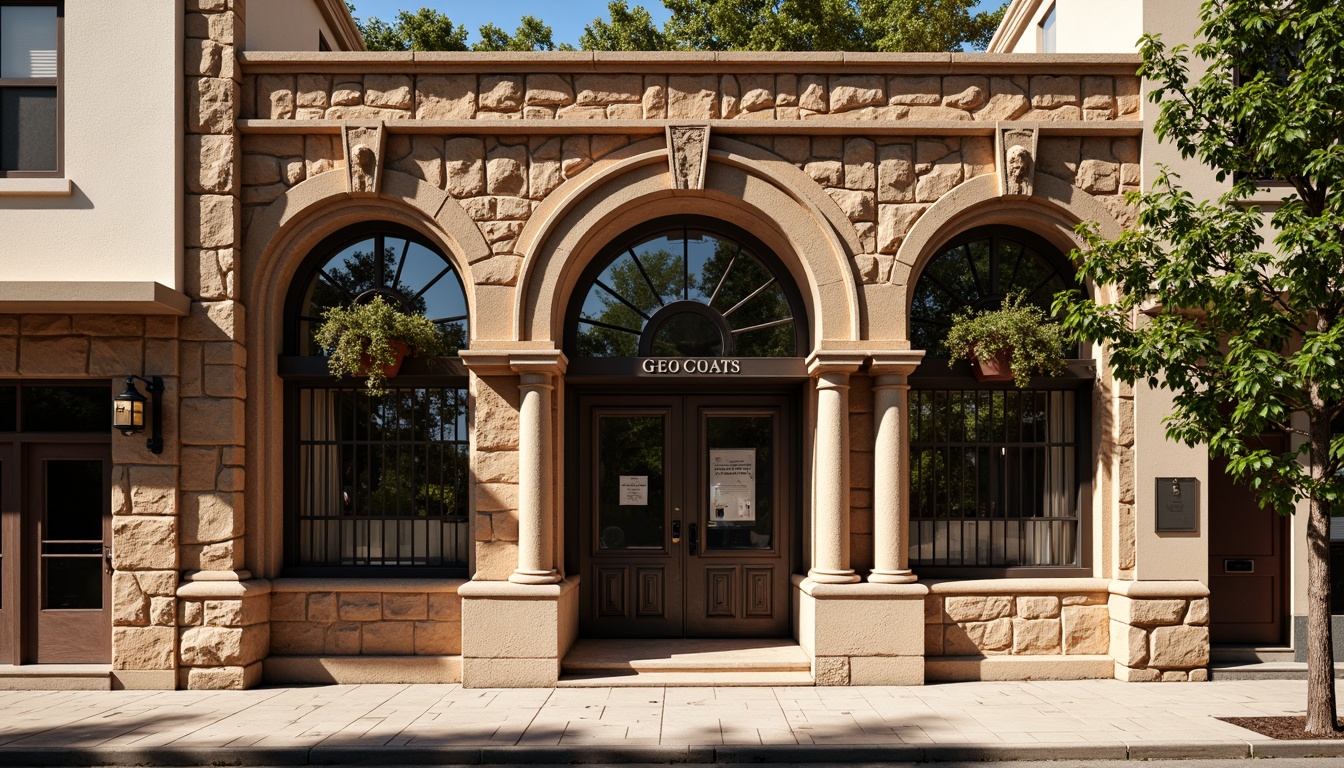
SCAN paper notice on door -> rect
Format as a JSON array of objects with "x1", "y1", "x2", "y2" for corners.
[
  {"x1": 709, "y1": 449, "x2": 756, "y2": 522},
  {"x1": 619, "y1": 475, "x2": 648, "y2": 506}
]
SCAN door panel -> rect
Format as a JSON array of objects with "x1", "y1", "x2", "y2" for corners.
[
  {"x1": 1209, "y1": 434, "x2": 1287, "y2": 645},
  {"x1": 578, "y1": 394, "x2": 793, "y2": 638},
  {"x1": 579, "y1": 402, "x2": 683, "y2": 637},
  {"x1": 27, "y1": 444, "x2": 111, "y2": 663}
]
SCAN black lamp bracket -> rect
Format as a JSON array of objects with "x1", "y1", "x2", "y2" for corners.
[{"x1": 126, "y1": 375, "x2": 165, "y2": 454}]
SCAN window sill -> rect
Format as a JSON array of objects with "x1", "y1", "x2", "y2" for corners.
[{"x1": 0, "y1": 177, "x2": 71, "y2": 196}]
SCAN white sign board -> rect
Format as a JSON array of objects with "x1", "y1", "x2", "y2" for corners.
[
  {"x1": 619, "y1": 475, "x2": 648, "y2": 506},
  {"x1": 709, "y1": 449, "x2": 755, "y2": 522}
]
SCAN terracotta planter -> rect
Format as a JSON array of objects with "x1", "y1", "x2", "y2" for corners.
[
  {"x1": 971, "y1": 347, "x2": 1014, "y2": 383},
  {"x1": 359, "y1": 340, "x2": 410, "y2": 380}
]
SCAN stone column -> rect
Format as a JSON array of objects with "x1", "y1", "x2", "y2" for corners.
[
  {"x1": 868, "y1": 352, "x2": 924, "y2": 584},
  {"x1": 510, "y1": 353, "x2": 566, "y2": 585},
  {"x1": 807, "y1": 353, "x2": 865, "y2": 584}
]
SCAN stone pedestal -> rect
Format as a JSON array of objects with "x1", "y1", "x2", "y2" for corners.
[
  {"x1": 458, "y1": 577, "x2": 579, "y2": 688},
  {"x1": 793, "y1": 575, "x2": 927, "y2": 685},
  {"x1": 176, "y1": 572, "x2": 271, "y2": 689},
  {"x1": 1108, "y1": 581, "x2": 1210, "y2": 682}
]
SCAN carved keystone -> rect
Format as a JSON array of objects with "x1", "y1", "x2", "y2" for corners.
[
  {"x1": 342, "y1": 122, "x2": 386, "y2": 196},
  {"x1": 996, "y1": 125, "x2": 1038, "y2": 198},
  {"x1": 666, "y1": 124, "x2": 710, "y2": 190}
]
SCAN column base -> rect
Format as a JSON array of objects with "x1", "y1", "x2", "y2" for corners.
[
  {"x1": 868, "y1": 569, "x2": 918, "y2": 584},
  {"x1": 459, "y1": 577, "x2": 579, "y2": 688},
  {"x1": 807, "y1": 568, "x2": 861, "y2": 584},
  {"x1": 509, "y1": 569, "x2": 562, "y2": 585}
]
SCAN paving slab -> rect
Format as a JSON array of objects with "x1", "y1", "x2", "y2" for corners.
[{"x1": 0, "y1": 679, "x2": 1332, "y2": 764}]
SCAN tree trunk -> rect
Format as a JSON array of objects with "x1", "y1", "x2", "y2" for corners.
[{"x1": 1305, "y1": 405, "x2": 1339, "y2": 735}]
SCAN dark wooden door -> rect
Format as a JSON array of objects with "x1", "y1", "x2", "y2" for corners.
[
  {"x1": 0, "y1": 444, "x2": 15, "y2": 664},
  {"x1": 1209, "y1": 434, "x2": 1288, "y2": 645},
  {"x1": 26, "y1": 444, "x2": 112, "y2": 663},
  {"x1": 578, "y1": 394, "x2": 792, "y2": 638}
]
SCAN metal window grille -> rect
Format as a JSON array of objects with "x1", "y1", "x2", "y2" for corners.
[
  {"x1": 909, "y1": 388, "x2": 1080, "y2": 567},
  {"x1": 293, "y1": 384, "x2": 469, "y2": 568}
]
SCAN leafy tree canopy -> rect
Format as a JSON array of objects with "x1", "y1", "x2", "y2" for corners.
[
  {"x1": 349, "y1": 1, "x2": 1005, "y2": 53},
  {"x1": 1055, "y1": 0, "x2": 1344, "y2": 735}
]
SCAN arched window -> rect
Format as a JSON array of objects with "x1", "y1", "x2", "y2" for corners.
[
  {"x1": 907, "y1": 226, "x2": 1091, "y2": 574},
  {"x1": 566, "y1": 218, "x2": 806, "y2": 359},
  {"x1": 282, "y1": 223, "x2": 470, "y2": 575}
]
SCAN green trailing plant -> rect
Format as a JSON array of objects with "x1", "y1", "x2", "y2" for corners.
[
  {"x1": 944, "y1": 291, "x2": 1068, "y2": 388},
  {"x1": 315, "y1": 296, "x2": 448, "y2": 395}
]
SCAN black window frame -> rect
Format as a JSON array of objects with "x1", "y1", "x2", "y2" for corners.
[
  {"x1": 0, "y1": 0, "x2": 62, "y2": 178},
  {"x1": 280, "y1": 222, "x2": 471, "y2": 578},
  {"x1": 909, "y1": 225, "x2": 1094, "y2": 577}
]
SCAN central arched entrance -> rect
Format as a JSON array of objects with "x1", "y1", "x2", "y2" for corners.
[{"x1": 563, "y1": 216, "x2": 808, "y2": 638}]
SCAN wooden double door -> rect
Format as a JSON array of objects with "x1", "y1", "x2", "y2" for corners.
[
  {"x1": 0, "y1": 442, "x2": 112, "y2": 664},
  {"x1": 577, "y1": 394, "x2": 794, "y2": 637}
]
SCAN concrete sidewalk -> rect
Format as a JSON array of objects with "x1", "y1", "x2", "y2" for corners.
[{"x1": 1, "y1": 679, "x2": 1343, "y2": 765}]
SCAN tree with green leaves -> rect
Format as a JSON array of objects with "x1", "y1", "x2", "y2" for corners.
[
  {"x1": 1056, "y1": 0, "x2": 1344, "y2": 735},
  {"x1": 579, "y1": 1, "x2": 670, "y2": 52},
  {"x1": 349, "y1": 5, "x2": 567, "y2": 52}
]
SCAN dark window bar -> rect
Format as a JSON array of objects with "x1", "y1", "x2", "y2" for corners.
[
  {"x1": 294, "y1": 384, "x2": 469, "y2": 568},
  {"x1": 908, "y1": 388, "x2": 1080, "y2": 568}
]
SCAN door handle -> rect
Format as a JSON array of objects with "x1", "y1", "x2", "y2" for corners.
[
  {"x1": 689, "y1": 523, "x2": 698, "y2": 555},
  {"x1": 671, "y1": 520, "x2": 681, "y2": 544},
  {"x1": 104, "y1": 546, "x2": 114, "y2": 575}
]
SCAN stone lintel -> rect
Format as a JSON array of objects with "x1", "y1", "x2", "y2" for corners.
[{"x1": 0, "y1": 282, "x2": 190, "y2": 315}]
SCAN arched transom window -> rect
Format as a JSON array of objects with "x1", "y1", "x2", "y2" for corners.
[{"x1": 569, "y1": 220, "x2": 805, "y2": 358}]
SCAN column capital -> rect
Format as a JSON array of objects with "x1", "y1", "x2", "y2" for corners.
[
  {"x1": 806, "y1": 351, "x2": 865, "y2": 377},
  {"x1": 868, "y1": 350, "x2": 926, "y2": 379},
  {"x1": 458, "y1": 349, "x2": 568, "y2": 377}
]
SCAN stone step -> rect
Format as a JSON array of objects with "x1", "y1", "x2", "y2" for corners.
[
  {"x1": 0, "y1": 664, "x2": 111, "y2": 691},
  {"x1": 1210, "y1": 645, "x2": 1295, "y2": 663},
  {"x1": 562, "y1": 638, "x2": 811, "y2": 674},
  {"x1": 1208, "y1": 661, "x2": 1344, "y2": 680},
  {"x1": 558, "y1": 670, "x2": 816, "y2": 687}
]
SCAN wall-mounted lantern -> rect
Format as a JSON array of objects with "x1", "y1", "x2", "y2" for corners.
[{"x1": 114, "y1": 376, "x2": 164, "y2": 454}]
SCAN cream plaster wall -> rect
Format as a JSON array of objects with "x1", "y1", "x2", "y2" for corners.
[
  {"x1": 0, "y1": 0, "x2": 182, "y2": 288},
  {"x1": 245, "y1": 0, "x2": 337, "y2": 52},
  {"x1": 1131, "y1": 382, "x2": 1208, "y2": 582},
  {"x1": 1001, "y1": 0, "x2": 1144, "y2": 54}
]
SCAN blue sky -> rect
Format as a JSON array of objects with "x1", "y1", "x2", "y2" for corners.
[{"x1": 346, "y1": 1, "x2": 1007, "y2": 49}]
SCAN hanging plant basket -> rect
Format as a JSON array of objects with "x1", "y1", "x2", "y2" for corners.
[
  {"x1": 970, "y1": 346, "x2": 1015, "y2": 383},
  {"x1": 359, "y1": 339, "x2": 411, "y2": 381},
  {"x1": 314, "y1": 296, "x2": 448, "y2": 396}
]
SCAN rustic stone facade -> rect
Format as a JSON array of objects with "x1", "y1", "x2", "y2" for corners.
[
  {"x1": 925, "y1": 588, "x2": 1111, "y2": 657},
  {"x1": 269, "y1": 584, "x2": 462, "y2": 656}
]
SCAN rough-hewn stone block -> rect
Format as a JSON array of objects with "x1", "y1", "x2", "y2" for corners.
[
  {"x1": 1062, "y1": 605, "x2": 1110, "y2": 655},
  {"x1": 1150, "y1": 625, "x2": 1209, "y2": 668}
]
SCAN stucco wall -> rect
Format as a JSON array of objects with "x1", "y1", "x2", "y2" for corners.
[
  {"x1": 245, "y1": 0, "x2": 338, "y2": 53},
  {"x1": 1001, "y1": 0, "x2": 1144, "y2": 54},
  {"x1": 0, "y1": 0, "x2": 182, "y2": 288}
]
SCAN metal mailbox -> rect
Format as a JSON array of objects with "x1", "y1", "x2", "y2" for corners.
[{"x1": 1155, "y1": 477, "x2": 1198, "y2": 531}]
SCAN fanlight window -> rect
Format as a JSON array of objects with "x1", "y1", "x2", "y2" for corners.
[
  {"x1": 573, "y1": 226, "x2": 800, "y2": 358},
  {"x1": 910, "y1": 228, "x2": 1078, "y2": 356},
  {"x1": 293, "y1": 229, "x2": 468, "y2": 356}
]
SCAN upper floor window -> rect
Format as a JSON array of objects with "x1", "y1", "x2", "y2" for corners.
[
  {"x1": 567, "y1": 217, "x2": 806, "y2": 359},
  {"x1": 1037, "y1": 3, "x2": 1057, "y2": 53},
  {"x1": 0, "y1": 1, "x2": 60, "y2": 176}
]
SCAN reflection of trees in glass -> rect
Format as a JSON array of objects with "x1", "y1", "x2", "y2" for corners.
[
  {"x1": 330, "y1": 387, "x2": 470, "y2": 520},
  {"x1": 911, "y1": 233, "x2": 1076, "y2": 357},
  {"x1": 575, "y1": 230, "x2": 796, "y2": 358},
  {"x1": 300, "y1": 235, "x2": 468, "y2": 355},
  {"x1": 597, "y1": 415, "x2": 665, "y2": 549}
]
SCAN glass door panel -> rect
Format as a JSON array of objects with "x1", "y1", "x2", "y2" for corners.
[
  {"x1": 704, "y1": 415, "x2": 774, "y2": 552},
  {"x1": 41, "y1": 460, "x2": 104, "y2": 610},
  {"x1": 596, "y1": 415, "x2": 666, "y2": 551}
]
